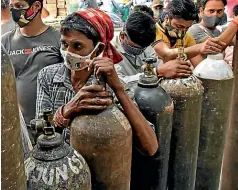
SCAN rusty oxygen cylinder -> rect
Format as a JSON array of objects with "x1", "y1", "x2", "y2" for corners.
[
  {"x1": 193, "y1": 53, "x2": 234, "y2": 190},
  {"x1": 70, "y1": 75, "x2": 132, "y2": 190},
  {"x1": 220, "y1": 32, "x2": 238, "y2": 190},
  {"x1": 1, "y1": 45, "x2": 27, "y2": 190},
  {"x1": 132, "y1": 57, "x2": 174, "y2": 190},
  {"x1": 160, "y1": 47, "x2": 204, "y2": 190},
  {"x1": 25, "y1": 109, "x2": 91, "y2": 189}
]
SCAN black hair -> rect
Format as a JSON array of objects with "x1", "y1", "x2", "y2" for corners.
[
  {"x1": 133, "y1": 5, "x2": 154, "y2": 18},
  {"x1": 125, "y1": 11, "x2": 156, "y2": 48},
  {"x1": 200, "y1": 0, "x2": 227, "y2": 8},
  {"x1": 233, "y1": 4, "x2": 238, "y2": 16},
  {"x1": 166, "y1": 0, "x2": 199, "y2": 22},
  {"x1": 60, "y1": 13, "x2": 101, "y2": 46}
]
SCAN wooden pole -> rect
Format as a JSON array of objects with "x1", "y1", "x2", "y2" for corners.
[
  {"x1": 1, "y1": 46, "x2": 27, "y2": 190},
  {"x1": 220, "y1": 33, "x2": 238, "y2": 190}
]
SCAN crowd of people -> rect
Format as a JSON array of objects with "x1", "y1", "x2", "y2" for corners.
[{"x1": 1, "y1": 0, "x2": 238, "y2": 188}]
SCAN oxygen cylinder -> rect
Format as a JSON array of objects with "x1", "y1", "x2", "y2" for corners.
[
  {"x1": 25, "y1": 109, "x2": 91, "y2": 189},
  {"x1": 160, "y1": 47, "x2": 204, "y2": 190},
  {"x1": 220, "y1": 32, "x2": 238, "y2": 190},
  {"x1": 132, "y1": 57, "x2": 174, "y2": 190},
  {"x1": 70, "y1": 78, "x2": 132, "y2": 190},
  {"x1": 1, "y1": 46, "x2": 27, "y2": 190},
  {"x1": 193, "y1": 53, "x2": 234, "y2": 190}
]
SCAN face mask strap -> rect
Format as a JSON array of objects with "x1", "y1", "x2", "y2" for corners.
[
  {"x1": 27, "y1": 1, "x2": 43, "y2": 13},
  {"x1": 65, "y1": 42, "x2": 103, "y2": 59},
  {"x1": 124, "y1": 31, "x2": 131, "y2": 41},
  {"x1": 128, "y1": 43, "x2": 146, "y2": 52},
  {"x1": 23, "y1": 1, "x2": 41, "y2": 20},
  {"x1": 89, "y1": 42, "x2": 103, "y2": 58},
  {"x1": 122, "y1": 42, "x2": 146, "y2": 56}
]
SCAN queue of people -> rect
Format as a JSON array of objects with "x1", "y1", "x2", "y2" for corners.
[{"x1": 1, "y1": 0, "x2": 238, "y2": 188}]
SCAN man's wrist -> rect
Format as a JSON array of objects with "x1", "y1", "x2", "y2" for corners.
[
  {"x1": 62, "y1": 104, "x2": 73, "y2": 119},
  {"x1": 197, "y1": 43, "x2": 204, "y2": 54},
  {"x1": 156, "y1": 64, "x2": 164, "y2": 78},
  {"x1": 53, "y1": 105, "x2": 71, "y2": 128}
]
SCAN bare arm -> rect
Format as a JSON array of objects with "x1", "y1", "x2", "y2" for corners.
[
  {"x1": 153, "y1": 41, "x2": 201, "y2": 63},
  {"x1": 231, "y1": 35, "x2": 236, "y2": 46},
  {"x1": 90, "y1": 57, "x2": 159, "y2": 156},
  {"x1": 153, "y1": 39, "x2": 223, "y2": 67},
  {"x1": 190, "y1": 55, "x2": 204, "y2": 67},
  {"x1": 114, "y1": 87, "x2": 158, "y2": 156},
  {"x1": 219, "y1": 20, "x2": 238, "y2": 49}
]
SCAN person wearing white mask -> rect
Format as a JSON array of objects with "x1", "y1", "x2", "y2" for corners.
[{"x1": 35, "y1": 9, "x2": 158, "y2": 160}]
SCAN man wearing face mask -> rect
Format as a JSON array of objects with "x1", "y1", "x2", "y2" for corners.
[
  {"x1": 115, "y1": 10, "x2": 192, "y2": 84},
  {"x1": 151, "y1": 0, "x2": 164, "y2": 22},
  {"x1": 153, "y1": 0, "x2": 226, "y2": 67},
  {"x1": 115, "y1": 10, "x2": 160, "y2": 85},
  {"x1": 36, "y1": 10, "x2": 158, "y2": 183},
  {"x1": 114, "y1": 10, "x2": 187, "y2": 190},
  {"x1": 188, "y1": 0, "x2": 238, "y2": 52},
  {"x1": 1, "y1": 0, "x2": 50, "y2": 35},
  {"x1": 1, "y1": 0, "x2": 63, "y2": 144}
]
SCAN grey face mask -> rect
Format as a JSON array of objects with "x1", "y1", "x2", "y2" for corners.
[
  {"x1": 121, "y1": 43, "x2": 146, "y2": 55},
  {"x1": 202, "y1": 14, "x2": 222, "y2": 28}
]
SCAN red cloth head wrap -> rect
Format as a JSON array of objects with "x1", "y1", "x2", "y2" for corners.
[{"x1": 76, "y1": 8, "x2": 122, "y2": 64}]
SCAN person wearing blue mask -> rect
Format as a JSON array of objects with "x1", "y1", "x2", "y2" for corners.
[
  {"x1": 115, "y1": 9, "x2": 196, "y2": 190},
  {"x1": 115, "y1": 10, "x2": 193, "y2": 86}
]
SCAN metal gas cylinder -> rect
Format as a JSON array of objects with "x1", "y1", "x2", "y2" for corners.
[
  {"x1": 220, "y1": 32, "x2": 238, "y2": 190},
  {"x1": 193, "y1": 53, "x2": 234, "y2": 190},
  {"x1": 70, "y1": 79, "x2": 132, "y2": 190},
  {"x1": 160, "y1": 47, "x2": 204, "y2": 190},
  {"x1": 1, "y1": 45, "x2": 27, "y2": 190},
  {"x1": 132, "y1": 57, "x2": 174, "y2": 190},
  {"x1": 25, "y1": 109, "x2": 91, "y2": 189}
]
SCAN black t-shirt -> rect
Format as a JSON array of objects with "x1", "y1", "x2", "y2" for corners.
[{"x1": 2, "y1": 26, "x2": 63, "y2": 126}]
